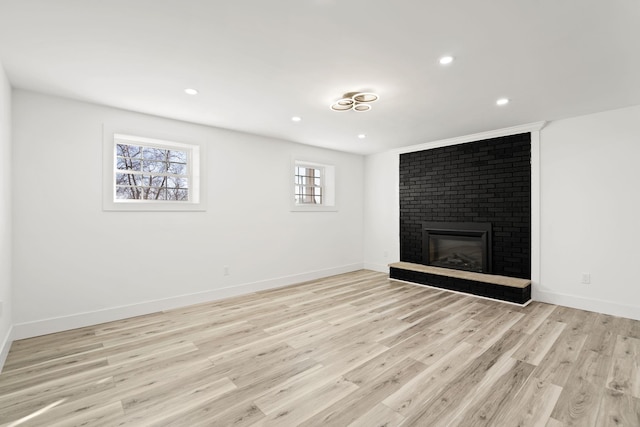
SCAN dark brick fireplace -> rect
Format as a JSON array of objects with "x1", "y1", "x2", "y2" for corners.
[{"x1": 400, "y1": 133, "x2": 531, "y2": 279}]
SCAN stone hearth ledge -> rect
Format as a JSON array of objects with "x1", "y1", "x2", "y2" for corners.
[{"x1": 388, "y1": 261, "x2": 532, "y2": 305}]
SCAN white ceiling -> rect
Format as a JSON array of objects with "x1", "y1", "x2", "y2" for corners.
[{"x1": 1, "y1": 0, "x2": 639, "y2": 155}]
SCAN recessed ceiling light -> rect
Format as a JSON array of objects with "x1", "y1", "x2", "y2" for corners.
[
  {"x1": 184, "y1": 88, "x2": 199, "y2": 95},
  {"x1": 439, "y1": 56, "x2": 454, "y2": 65},
  {"x1": 496, "y1": 98, "x2": 510, "y2": 106},
  {"x1": 358, "y1": 134, "x2": 366, "y2": 139},
  {"x1": 291, "y1": 116, "x2": 302, "y2": 122}
]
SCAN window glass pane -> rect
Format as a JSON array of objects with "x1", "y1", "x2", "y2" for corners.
[
  {"x1": 116, "y1": 186, "x2": 141, "y2": 200},
  {"x1": 143, "y1": 187, "x2": 166, "y2": 200},
  {"x1": 154, "y1": 189, "x2": 168, "y2": 200},
  {"x1": 116, "y1": 157, "x2": 141, "y2": 171},
  {"x1": 168, "y1": 162, "x2": 187, "y2": 175},
  {"x1": 134, "y1": 175, "x2": 148, "y2": 187},
  {"x1": 142, "y1": 160, "x2": 168, "y2": 173},
  {"x1": 143, "y1": 147, "x2": 169, "y2": 161},
  {"x1": 167, "y1": 176, "x2": 189, "y2": 189},
  {"x1": 147, "y1": 176, "x2": 166, "y2": 187},
  {"x1": 295, "y1": 167, "x2": 321, "y2": 187},
  {"x1": 117, "y1": 144, "x2": 142, "y2": 158},
  {"x1": 116, "y1": 173, "x2": 143, "y2": 186},
  {"x1": 169, "y1": 150, "x2": 187, "y2": 163},
  {"x1": 167, "y1": 188, "x2": 189, "y2": 201},
  {"x1": 302, "y1": 186, "x2": 320, "y2": 195},
  {"x1": 294, "y1": 183, "x2": 322, "y2": 204}
]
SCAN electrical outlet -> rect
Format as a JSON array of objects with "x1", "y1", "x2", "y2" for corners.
[
  {"x1": 581, "y1": 273, "x2": 591, "y2": 284},
  {"x1": 224, "y1": 266, "x2": 230, "y2": 276}
]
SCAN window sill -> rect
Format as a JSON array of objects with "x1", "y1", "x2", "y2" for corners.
[
  {"x1": 290, "y1": 205, "x2": 338, "y2": 212},
  {"x1": 104, "y1": 201, "x2": 207, "y2": 212}
]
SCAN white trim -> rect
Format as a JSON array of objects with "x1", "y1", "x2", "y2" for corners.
[
  {"x1": 0, "y1": 325, "x2": 13, "y2": 373},
  {"x1": 12, "y1": 263, "x2": 364, "y2": 340},
  {"x1": 534, "y1": 289, "x2": 640, "y2": 321},
  {"x1": 530, "y1": 129, "x2": 541, "y2": 298},
  {"x1": 102, "y1": 125, "x2": 207, "y2": 212},
  {"x1": 393, "y1": 121, "x2": 547, "y2": 155},
  {"x1": 290, "y1": 158, "x2": 337, "y2": 212},
  {"x1": 389, "y1": 278, "x2": 532, "y2": 307}
]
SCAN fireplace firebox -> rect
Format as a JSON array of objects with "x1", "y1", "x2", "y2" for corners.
[{"x1": 422, "y1": 222, "x2": 492, "y2": 273}]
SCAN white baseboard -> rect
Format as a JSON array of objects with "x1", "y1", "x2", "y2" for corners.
[
  {"x1": 534, "y1": 289, "x2": 640, "y2": 321},
  {"x1": 363, "y1": 262, "x2": 389, "y2": 273},
  {"x1": 12, "y1": 263, "x2": 364, "y2": 340},
  {"x1": 0, "y1": 325, "x2": 14, "y2": 373}
]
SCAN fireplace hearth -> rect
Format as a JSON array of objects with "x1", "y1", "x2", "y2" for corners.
[{"x1": 422, "y1": 222, "x2": 492, "y2": 273}]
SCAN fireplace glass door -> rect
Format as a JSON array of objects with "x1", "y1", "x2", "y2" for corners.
[
  {"x1": 428, "y1": 234, "x2": 484, "y2": 272},
  {"x1": 422, "y1": 221, "x2": 492, "y2": 273}
]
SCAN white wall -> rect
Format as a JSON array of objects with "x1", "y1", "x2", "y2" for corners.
[
  {"x1": 537, "y1": 105, "x2": 640, "y2": 320},
  {"x1": 363, "y1": 150, "x2": 399, "y2": 272},
  {"x1": 12, "y1": 90, "x2": 364, "y2": 338},
  {"x1": 0, "y1": 63, "x2": 12, "y2": 367},
  {"x1": 363, "y1": 106, "x2": 640, "y2": 320}
]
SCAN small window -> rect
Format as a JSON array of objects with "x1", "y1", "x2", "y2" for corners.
[
  {"x1": 294, "y1": 164, "x2": 323, "y2": 205},
  {"x1": 103, "y1": 133, "x2": 205, "y2": 211},
  {"x1": 291, "y1": 160, "x2": 336, "y2": 211}
]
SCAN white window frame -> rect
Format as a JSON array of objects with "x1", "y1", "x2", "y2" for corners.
[
  {"x1": 291, "y1": 159, "x2": 336, "y2": 212},
  {"x1": 103, "y1": 133, "x2": 206, "y2": 211}
]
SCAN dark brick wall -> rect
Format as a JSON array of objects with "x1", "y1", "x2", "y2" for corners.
[{"x1": 399, "y1": 133, "x2": 531, "y2": 279}]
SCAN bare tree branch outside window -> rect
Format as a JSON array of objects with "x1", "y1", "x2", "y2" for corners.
[{"x1": 115, "y1": 143, "x2": 189, "y2": 201}]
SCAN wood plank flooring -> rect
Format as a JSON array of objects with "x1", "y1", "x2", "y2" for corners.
[{"x1": 1, "y1": 270, "x2": 638, "y2": 426}]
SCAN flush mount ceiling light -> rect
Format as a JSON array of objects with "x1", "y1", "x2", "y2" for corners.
[
  {"x1": 184, "y1": 88, "x2": 199, "y2": 95},
  {"x1": 330, "y1": 92, "x2": 378, "y2": 112},
  {"x1": 291, "y1": 116, "x2": 302, "y2": 122},
  {"x1": 496, "y1": 98, "x2": 510, "y2": 106},
  {"x1": 439, "y1": 55, "x2": 454, "y2": 65}
]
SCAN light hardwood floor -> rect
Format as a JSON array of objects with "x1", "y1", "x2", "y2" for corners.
[{"x1": 1, "y1": 270, "x2": 639, "y2": 426}]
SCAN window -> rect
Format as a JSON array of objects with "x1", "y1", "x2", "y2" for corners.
[
  {"x1": 291, "y1": 160, "x2": 336, "y2": 211},
  {"x1": 294, "y1": 164, "x2": 323, "y2": 205},
  {"x1": 103, "y1": 133, "x2": 205, "y2": 211},
  {"x1": 115, "y1": 142, "x2": 189, "y2": 201}
]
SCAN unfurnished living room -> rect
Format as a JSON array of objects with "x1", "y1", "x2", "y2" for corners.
[{"x1": 0, "y1": 1, "x2": 639, "y2": 426}]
